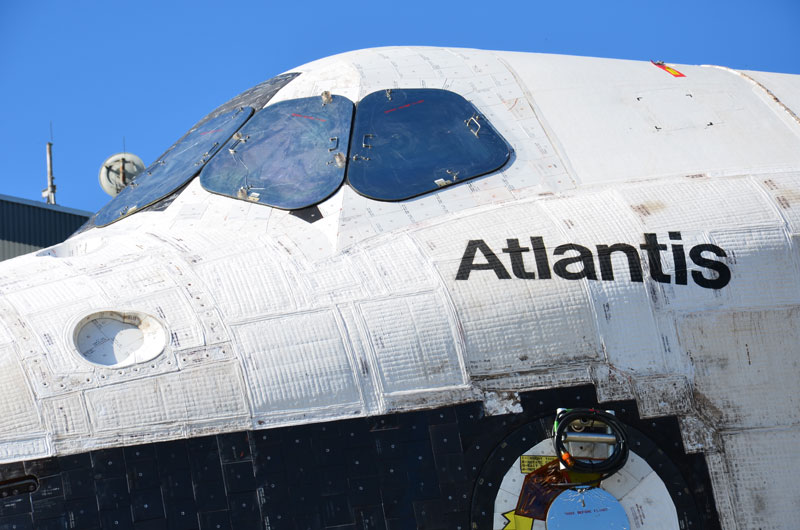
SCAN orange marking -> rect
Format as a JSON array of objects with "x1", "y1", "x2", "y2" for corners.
[{"x1": 652, "y1": 61, "x2": 686, "y2": 78}]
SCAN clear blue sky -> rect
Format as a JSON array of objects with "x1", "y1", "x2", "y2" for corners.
[{"x1": 2, "y1": 0, "x2": 799, "y2": 213}]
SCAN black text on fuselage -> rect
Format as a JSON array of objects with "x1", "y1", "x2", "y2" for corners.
[{"x1": 455, "y1": 232, "x2": 730, "y2": 289}]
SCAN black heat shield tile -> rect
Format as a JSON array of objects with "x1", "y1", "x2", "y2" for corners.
[
  {"x1": 131, "y1": 488, "x2": 164, "y2": 522},
  {"x1": 321, "y1": 493, "x2": 353, "y2": 526},
  {"x1": 31, "y1": 514, "x2": 68, "y2": 530},
  {"x1": 23, "y1": 458, "x2": 60, "y2": 478},
  {"x1": 0, "y1": 513, "x2": 33, "y2": 530},
  {"x1": 100, "y1": 507, "x2": 134, "y2": 530},
  {"x1": 65, "y1": 497, "x2": 100, "y2": 529},
  {"x1": 96, "y1": 476, "x2": 130, "y2": 511},
  {"x1": 0, "y1": 462, "x2": 26, "y2": 482},
  {"x1": 160, "y1": 469, "x2": 194, "y2": 501},
  {"x1": 165, "y1": 498, "x2": 198, "y2": 530},
  {"x1": 0, "y1": 494, "x2": 31, "y2": 517},
  {"x1": 124, "y1": 445, "x2": 156, "y2": 463},
  {"x1": 62, "y1": 468, "x2": 94, "y2": 500},
  {"x1": 57, "y1": 453, "x2": 91, "y2": 472},
  {"x1": 222, "y1": 461, "x2": 256, "y2": 494},
  {"x1": 190, "y1": 452, "x2": 223, "y2": 484},
  {"x1": 198, "y1": 510, "x2": 231, "y2": 530},
  {"x1": 227, "y1": 491, "x2": 261, "y2": 528},
  {"x1": 156, "y1": 441, "x2": 190, "y2": 471},
  {"x1": 133, "y1": 518, "x2": 167, "y2": 530},
  {"x1": 193, "y1": 480, "x2": 227, "y2": 513},
  {"x1": 16, "y1": 388, "x2": 719, "y2": 530},
  {"x1": 31, "y1": 475, "x2": 63, "y2": 502},
  {"x1": 31, "y1": 497, "x2": 65, "y2": 520},
  {"x1": 92, "y1": 448, "x2": 126, "y2": 479},
  {"x1": 259, "y1": 472, "x2": 289, "y2": 504},
  {"x1": 318, "y1": 466, "x2": 348, "y2": 496},
  {"x1": 252, "y1": 445, "x2": 284, "y2": 477},
  {"x1": 128, "y1": 459, "x2": 160, "y2": 491},
  {"x1": 217, "y1": 432, "x2": 251, "y2": 464},
  {"x1": 352, "y1": 505, "x2": 386, "y2": 530}
]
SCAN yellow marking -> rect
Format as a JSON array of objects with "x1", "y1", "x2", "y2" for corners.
[
  {"x1": 502, "y1": 510, "x2": 516, "y2": 530},
  {"x1": 520, "y1": 455, "x2": 556, "y2": 473},
  {"x1": 502, "y1": 510, "x2": 534, "y2": 530}
]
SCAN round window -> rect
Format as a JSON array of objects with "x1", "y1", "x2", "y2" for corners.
[{"x1": 73, "y1": 310, "x2": 167, "y2": 367}]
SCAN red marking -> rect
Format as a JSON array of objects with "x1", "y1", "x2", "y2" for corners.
[
  {"x1": 651, "y1": 61, "x2": 686, "y2": 78},
  {"x1": 291, "y1": 112, "x2": 327, "y2": 122},
  {"x1": 384, "y1": 99, "x2": 424, "y2": 114},
  {"x1": 199, "y1": 129, "x2": 222, "y2": 135}
]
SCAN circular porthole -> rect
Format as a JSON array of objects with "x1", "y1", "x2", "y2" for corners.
[{"x1": 72, "y1": 310, "x2": 167, "y2": 367}]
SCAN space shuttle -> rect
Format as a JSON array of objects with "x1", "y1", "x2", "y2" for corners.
[{"x1": 0, "y1": 46, "x2": 799, "y2": 529}]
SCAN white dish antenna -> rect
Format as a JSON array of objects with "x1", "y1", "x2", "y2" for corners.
[{"x1": 99, "y1": 153, "x2": 145, "y2": 196}]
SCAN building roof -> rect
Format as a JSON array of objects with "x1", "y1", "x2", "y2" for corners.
[{"x1": 0, "y1": 194, "x2": 91, "y2": 261}]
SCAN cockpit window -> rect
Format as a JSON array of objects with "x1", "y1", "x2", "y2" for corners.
[
  {"x1": 346, "y1": 89, "x2": 511, "y2": 201},
  {"x1": 200, "y1": 94, "x2": 354, "y2": 210},
  {"x1": 91, "y1": 86, "x2": 511, "y2": 228},
  {"x1": 94, "y1": 107, "x2": 254, "y2": 227}
]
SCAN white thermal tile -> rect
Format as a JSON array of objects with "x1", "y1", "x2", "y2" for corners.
[
  {"x1": 706, "y1": 227, "x2": 800, "y2": 308},
  {"x1": 756, "y1": 172, "x2": 800, "y2": 233},
  {"x1": 0, "y1": 319, "x2": 10, "y2": 346},
  {"x1": 302, "y1": 259, "x2": 360, "y2": 294},
  {"x1": 677, "y1": 307, "x2": 800, "y2": 429},
  {"x1": 192, "y1": 247, "x2": 296, "y2": 320},
  {"x1": 124, "y1": 289, "x2": 203, "y2": 351},
  {"x1": 633, "y1": 376, "x2": 693, "y2": 418},
  {"x1": 0, "y1": 346, "x2": 42, "y2": 435},
  {"x1": 42, "y1": 394, "x2": 89, "y2": 436},
  {"x1": 234, "y1": 310, "x2": 360, "y2": 413},
  {"x1": 365, "y1": 236, "x2": 438, "y2": 292},
  {"x1": 454, "y1": 275, "x2": 598, "y2": 373},
  {"x1": 542, "y1": 192, "x2": 666, "y2": 371},
  {"x1": 422, "y1": 204, "x2": 601, "y2": 373},
  {"x1": 93, "y1": 262, "x2": 175, "y2": 300},
  {"x1": 0, "y1": 254, "x2": 78, "y2": 293},
  {"x1": 26, "y1": 299, "x2": 103, "y2": 376},
  {"x1": 358, "y1": 292, "x2": 465, "y2": 393},
  {"x1": 679, "y1": 415, "x2": 716, "y2": 454},
  {"x1": 619, "y1": 177, "x2": 781, "y2": 232},
  {"x1": 161, "y1": 362, "x2": 248, "y2": 421},
  {"x1": 3, "y1": 275, "x2": 99, "y2": 315},
  {"x1": 0, "y1": 438, "x2": 49, "y2": 463},
  {"x1": 416, "y1": 199, "x2": 554, "y2": 260},
  {"x1": 719, "y1": 428, "x2": 800, "y2": 530},
  {"x1": 85, "y1": 378, "x2": 168, "y2": 431}
]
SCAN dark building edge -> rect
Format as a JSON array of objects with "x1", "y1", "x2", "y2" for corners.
[{"x1": 0, "y1": 195, "x2": 91, "y2": 261}]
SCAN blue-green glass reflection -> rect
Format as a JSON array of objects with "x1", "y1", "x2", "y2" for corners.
[
  {"x1": 95, "y1": 107, "x2": 254, "y2": 226},
  {"x1": 200, "y1": 95, "x2": 353, "y2": 210},
  {"x1": 347, "y1": 89, "x2": 511, "y2": 201}
]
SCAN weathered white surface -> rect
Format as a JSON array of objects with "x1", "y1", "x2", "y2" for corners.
[{"x1": 0, "y1": 47, "x2": 799, "y2": 529}]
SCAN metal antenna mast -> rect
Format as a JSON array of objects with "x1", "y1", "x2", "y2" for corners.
[{"x1": 43, "y1": 137, "x2": 57, "y2": 205}]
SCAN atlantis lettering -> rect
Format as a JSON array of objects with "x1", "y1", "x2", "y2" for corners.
[{"x1": 455, "y1": 232, "x2": 731, "y2": 289}]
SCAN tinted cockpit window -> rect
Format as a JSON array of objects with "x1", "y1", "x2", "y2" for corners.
[
  {"x1": 94, "y1": 107, "x2": 254, "y2": 227},
  {"x1": 346, "y1": 89, "x2": 511, "y2": 201},
  {"x1": 200, "y1": 94, "x2": 354, "y2": 210}
]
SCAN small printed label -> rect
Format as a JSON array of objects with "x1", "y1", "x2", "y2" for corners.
[{"x1": 520, "y1": 455, "x2": 556, "y2": 473}]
